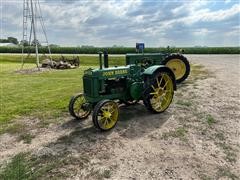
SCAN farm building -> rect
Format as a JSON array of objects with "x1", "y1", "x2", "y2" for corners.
[{"x1": 0, "y1": 43, "x2": 18, "y2": 47}]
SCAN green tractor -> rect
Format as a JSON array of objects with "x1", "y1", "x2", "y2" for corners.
[{"x1": 69, "y1": 51, "x2": 190, "y2": 131}]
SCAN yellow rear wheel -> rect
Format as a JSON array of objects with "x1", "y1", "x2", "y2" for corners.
[
  {"x1": 143, "y1": 71, "x2": 174, "y2": 113},
  {"x1": 93, "y1": 100, "x2": 119, "y2": 131},
  {"x1": 166, "y1": 59, "x2": 186, "y2": 80},
  {"x1": 164, "y1": 54, "x2": 190, "y2": 83}
]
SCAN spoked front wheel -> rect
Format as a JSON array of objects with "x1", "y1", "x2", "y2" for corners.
[
  {"x1": 92, "y1": 100, "x2": 119, "y2": 131},
  {"x1": 143, "y1": 71, "x2": 174, "y2": 113},
  {"x1": 69, "y1": 93, "x2": 91, "y2": 120}
]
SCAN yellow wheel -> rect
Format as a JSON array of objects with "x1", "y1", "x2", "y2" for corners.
[
  {"x1": 164, "y1": 54, "x2": 190, "y2": 83},
  {"x1": 143, "y1": 71, "x2": 174, "y2": 113},
  {"x1": 92, "y1": 100, "x2": 119, "y2": 131},
  {"x1": 69, "y1": 93, "x2": 91, "y2": 119}
]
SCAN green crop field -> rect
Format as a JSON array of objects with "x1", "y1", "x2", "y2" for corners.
[
  {"x1": 0, "y1": 55, "x2": 125, "y2": 132},
  {"x1": 0, "y1": 46, "x2": 239, "y2": 54}
]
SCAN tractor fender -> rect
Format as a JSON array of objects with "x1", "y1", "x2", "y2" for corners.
[{"x1": 143, "y1": 65, "x2": 177, "y2": 90}]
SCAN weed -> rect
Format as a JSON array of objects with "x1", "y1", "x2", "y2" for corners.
[
  {"x1": 103, "y1": 169, "x2": 111, "y2": 179},
  {"x1": 0, "y1": 153, "x2": 31, "y2": 180},
  {"x1": 18, "y1": 133, "x2": 35, "y2": 144},
  {"x1": 198, "y1": 173, "x2": 212, "y2": 180},
  {"x1": 217, "y1": 143, "x2": 237, "y2": 163},
  {"x1": 0, "y1": 151, "x2": 73, "y2": 180},
  {"x1": 189, "y1": 64, "x2": 215, "y2": 82},
  {"x1": 87, "y1": 168, "x2": 112, "y2": 180},
  {"x1": 206, "y1": 114, "x2": 216, "y2": 126},
  {"x1": 215, "y1": 132, "x2": 225, "y2": 141},
  {"x1": 3, "y1": 123, "x2": 26, "y2": 135},
  {"x1": 217, "y1": 167, "x2": 238, "y2": 179},
  {"x1": 175, "y1": 92, "x2": 183, "y2": 97},
  {"x1": 162, "y1": 127, "x2": 188, "y2": 141},
  {"x1": 176, "y1": 100, "x2": 192, "y2": 107}
]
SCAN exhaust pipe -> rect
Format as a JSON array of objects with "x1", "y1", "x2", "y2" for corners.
[
  {"x1": 103, "y1": 50, "x2": 109, "y2": 68},
  {"x1": 98, "y1": 51, "x2": 103, "y2": 69}
]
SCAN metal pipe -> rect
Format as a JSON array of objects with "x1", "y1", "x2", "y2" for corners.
[
  {"x1": 99, "y1": 51, "x2": 103, "y2": 69},
  {"x1": 103, "y1": 50, "x2": 109, "y2": 68},
  {"x1": 30, "y1": 0, "x2": 40, "y2": 70}
]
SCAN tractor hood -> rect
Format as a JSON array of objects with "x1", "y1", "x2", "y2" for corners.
[{"x1": 84, "y1": 66, "x2": 130, "y2": 78}]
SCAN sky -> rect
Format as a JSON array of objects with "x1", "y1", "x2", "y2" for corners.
[{"x1": 0, "y1": 0, "x2": 240, "y2": 47}]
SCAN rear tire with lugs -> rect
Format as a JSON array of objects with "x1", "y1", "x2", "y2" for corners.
[{"x1": 163, "y1": 54, "x2": 190, "y2": 83}]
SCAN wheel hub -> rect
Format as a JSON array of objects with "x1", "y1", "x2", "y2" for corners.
[
  {"x1": 103, "y1": 111, "x2": 112, "y2": 119},
  {"x1": 166, "y1": 59, "x2": 186, "y2": 80}
]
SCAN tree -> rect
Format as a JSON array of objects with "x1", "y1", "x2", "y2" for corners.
[
  {"x1": 49, "y1": 44, "x2": 60, "y2": 48},
  {"x1": 31, "y1": 39, "x2": 41, "y2": 47},
  {"x1": 7, "y1": 37, "x2": 19, "y2": 45},
  {"x1": 0, "y1": 39, "x2": 9, "y2": 43},
  {"x1": 20, "y1": 40, "x2": 29, "y2": 46},
  {"x1": 0, "y1": 37, "x2": 19, "y2": 44}
]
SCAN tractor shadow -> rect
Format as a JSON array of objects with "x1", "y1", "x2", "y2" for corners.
[
  {"x1": 59, "y1": 102, "x2": 171, "y2": 140},
  {"x1": 116, "y1": 102, "x2": 171, "y2": 138},
  {"x1": 43, "y1": 102, "x2": 172, "y2": 159}
]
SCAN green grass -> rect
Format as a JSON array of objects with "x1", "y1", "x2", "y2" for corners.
[
  {"x1": 0, "y1": 54, "x2": 125, "y2": 66},
  {"x1": 0, "y1": 153, "x2": 67, "y2": 179},
  {"x1": 206, "y1": 114, "x2": 216, "y2": 126},
  {"x1": 0, "y1": 153, "x2": 31, "y2": 180},
  {"x1": 176, "y1": 100, "x2": 192, "y2": 107},
  {"x1": 217, "y1": 142, "x2": 237, "y2": 163},
  {"x1": 102, "y1": 169, "x2": 111, "y2": 179},
  {"x1": 162, "y1": 127, "x2": 188, "y2": 140},
  {"x1": 18, "y1": 133, "x2": 35, "y2": 144},
  {"x1": 0, "y1": 55, "x2": 125, "y2": 128},
  {"x1": 217, "y1": 167, "x2": 238, "y2": 179}
]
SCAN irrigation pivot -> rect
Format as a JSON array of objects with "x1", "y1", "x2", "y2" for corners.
[{"x1": 21, "y1": 0, "x2": 52, "y2": 70}]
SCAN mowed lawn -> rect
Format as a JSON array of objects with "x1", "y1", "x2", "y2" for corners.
[{"x1": 0, "y1": 55, "x2": 125, "y2": 126}]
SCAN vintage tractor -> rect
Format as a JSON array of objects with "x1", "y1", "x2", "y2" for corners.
[
  {"x1": 126, "y1": 53, "x2": 190, "y2": 83},
  {"x1": 68, "y1": 51, "x2": 189, "y2": 131}
]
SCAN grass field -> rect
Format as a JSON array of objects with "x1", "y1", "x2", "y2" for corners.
[{"x1": 0, "y1": 55, "x2": 125, "y2": 129}]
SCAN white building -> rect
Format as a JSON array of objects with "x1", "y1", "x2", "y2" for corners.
[{"x1": 0, "y1": 43, "x2": 18, "y2": 47}]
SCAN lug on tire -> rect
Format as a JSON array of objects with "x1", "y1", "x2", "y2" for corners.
[
  {"x1": 143, "y1": 71, "x2": 174, "y2": 113},
  {"x1": 69, "y1": 93, "x2": 91, "y2": 119},
  {"x1": 92, "y1": 100, "x2": 119, "y2": 131},
  {"x1": 163, "y1": 54, "x2": 190, "y2": 83}
]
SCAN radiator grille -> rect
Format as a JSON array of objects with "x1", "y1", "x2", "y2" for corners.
[{"x1": 83, "y1": 77, "x2": 92, "y2": 96}]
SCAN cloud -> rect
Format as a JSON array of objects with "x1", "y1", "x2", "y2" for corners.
[{"x1": 1, "y1": 0, "x2": 240, "y2": 46}]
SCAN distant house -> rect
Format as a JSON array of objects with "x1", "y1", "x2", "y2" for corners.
[{"x1": 0, "y1": 43, "x2": 18, "y2": 47}]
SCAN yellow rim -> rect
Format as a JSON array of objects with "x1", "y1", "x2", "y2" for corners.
[
  {"x1": 98, "y1": 101, "x2": 119, "y2": 130},
  {"x1": 74, "y1": 94, "x2": 90, "y2": 118},
  {"x1": 166, "y1": 59, "x2": 186, "y2": 80},
  {"x1": 150, "y1": 73, "x2": 174, "y2": 112}
]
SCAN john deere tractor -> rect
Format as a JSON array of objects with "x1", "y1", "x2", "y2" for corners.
[{"x1": 69, "y1": 51, "x2": 190, "y2": 131}]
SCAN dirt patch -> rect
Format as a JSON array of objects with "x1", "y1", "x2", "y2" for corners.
[
  {"x1": 0, "y1": 55, "x2": 239, "y2": 179},
  {"x1": 14, "y1": 67, "x2": 55, "y2": 74}
]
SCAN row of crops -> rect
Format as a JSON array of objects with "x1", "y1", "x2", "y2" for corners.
[{"x1": 0, "y1": 46, "x2": 239, "y2": 54}]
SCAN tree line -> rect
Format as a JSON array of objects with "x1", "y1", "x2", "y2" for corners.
[{"x1": 0, "y1": 37, "x2": 19, "y2": 45}]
